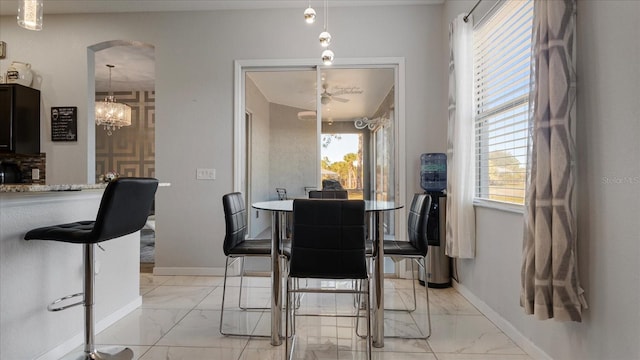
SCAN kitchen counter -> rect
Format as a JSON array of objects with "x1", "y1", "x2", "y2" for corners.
[
  {"x1": 0, "y1": 183, "x2": 158, "y2": 359},
  {"x1": 0, "y1": 183, "x2": 108, "y2": 193},
  {"x1": 0, "y1": 182, "x2": 170, "y2": 193}
]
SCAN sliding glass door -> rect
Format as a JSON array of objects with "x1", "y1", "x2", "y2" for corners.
[{"x1": 238, "y1": 62, "x2": 401, "y2": 253}]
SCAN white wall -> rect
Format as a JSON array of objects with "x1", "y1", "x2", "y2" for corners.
[
  {"x1": 443, "y1": 1, "x2": 640, "y2": 359},
  {"x1": 0, "y1": 5, "x2": 446, "y2": 274},
  {"x1": 269, "y1": 102, "x2": 317, "y2": 198}
]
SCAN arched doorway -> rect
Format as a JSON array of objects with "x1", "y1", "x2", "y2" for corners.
[{"x1": 88, "y1": 40, "x2": 156, "y2": 271}]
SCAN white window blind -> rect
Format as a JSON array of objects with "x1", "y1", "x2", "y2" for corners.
[{"x1": 473, "y1": 0, "x2": 533, "y2": 205}]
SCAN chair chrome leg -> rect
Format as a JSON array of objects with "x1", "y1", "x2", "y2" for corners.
[
  {"x1": 382, "y1": 257, "x2": 432, "y2": 340},
  {"x1": 366, "y1": 278, "x2": 372, "y2": 360},
  {"x1": 239, "y1": 256, "x2": 285, "y2": 311},
  {"x1": 238, "y1": 256, "x2": 245, "y2": 308},
  {"x1": 62, "y1": 244, "x2": 133, "y2": 360},
  {"x1": 219, "y1": 256, "x2": 270, "y2": 337},
  {"x1": 422, "y1": 257, "x2": 432, "y2": 338},
  {"x1": 384, "y1": 259, "x2": 418, "y2": 312},
  {"x1": 409, "y1": 259, "x2": 418, "y2": 311},
  {"x1": 285, "y1": 277, "x2": 294, "y2": 360},
  {"x1": 219, "y1": 257, "x2": 231, "y2": 335}
]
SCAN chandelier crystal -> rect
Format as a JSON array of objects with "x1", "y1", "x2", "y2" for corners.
[
  {"x1": 95, "y1": 65, "x2": 131, "y2": 136},
  {"x1": 17, "y1": 0, "x2": 43, "y2": 31}
]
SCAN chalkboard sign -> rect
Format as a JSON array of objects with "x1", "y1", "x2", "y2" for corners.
[{"x1": 51, "y1": 106, "x2": 77, "y2": 141}]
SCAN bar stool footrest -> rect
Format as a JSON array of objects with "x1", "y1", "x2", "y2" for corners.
[{"x1": 48, "y1": 292, "x2": 83, "y2": 312}]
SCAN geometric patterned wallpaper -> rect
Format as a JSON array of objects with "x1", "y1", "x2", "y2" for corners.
[{"x1": 95, "y1": 90, "x2": 155, "y2": 181}]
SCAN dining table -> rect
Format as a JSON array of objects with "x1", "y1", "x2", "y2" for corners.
[{"x1": 252, "y1": 199, "x2": 403, "y2": 348}]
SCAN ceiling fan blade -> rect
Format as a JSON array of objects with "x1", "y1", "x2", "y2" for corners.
[{"x1": 332, "y1": 97, "x2": 350, "y2": 103}]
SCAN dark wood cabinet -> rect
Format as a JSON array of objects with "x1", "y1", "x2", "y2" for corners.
[{"x1": 0, "y1": 84, "x2": 41, "y2": 154}]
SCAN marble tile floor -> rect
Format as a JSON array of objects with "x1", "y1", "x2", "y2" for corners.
[{"x1": 61, "y1": 274, "x2": 534, "y2": 360}]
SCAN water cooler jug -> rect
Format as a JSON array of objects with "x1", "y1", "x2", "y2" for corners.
[{"x1": 420, "y1": 153, "x2": 451, "y2": 288}]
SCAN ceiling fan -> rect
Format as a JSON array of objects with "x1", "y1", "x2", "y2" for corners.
[{"x1": 320, "y1": 83, "x2": 351, "y2": 105}]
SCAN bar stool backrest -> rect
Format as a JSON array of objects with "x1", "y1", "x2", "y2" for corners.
[{"x1": 92, "y1": 177, "x2": 159, "y2": 242}]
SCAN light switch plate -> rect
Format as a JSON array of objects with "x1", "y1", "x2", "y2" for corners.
[
  {"x1": 196, "y1": 168, "x2": 216, "y2": 180},
  {"x1": 0, "y1": 41, "x2": 6, "y2": 59}
]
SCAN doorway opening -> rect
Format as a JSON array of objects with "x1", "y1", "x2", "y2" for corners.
[
  {"x1": 235, "y1": 59, "x2": 406, "y2": 275},
  {"x1": 321, "y1": 133, "x2": 363, "y2": 199},
  {"x1": 89, "y1": 40, "x2": 156, "y2": 272}
]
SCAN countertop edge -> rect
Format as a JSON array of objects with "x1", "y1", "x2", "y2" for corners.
[{"x1": 0, "y1": 182, "x2": 170, "y2": 193}]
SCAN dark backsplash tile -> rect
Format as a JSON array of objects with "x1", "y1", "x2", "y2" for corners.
[{"x1": 0, "y1": 153, "x2": 46, "y2": 184}]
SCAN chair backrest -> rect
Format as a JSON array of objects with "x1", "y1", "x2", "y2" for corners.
[
  {"x1": 308, "y1": 190, "x2": 348, "y2": 199},
  {"x1": 92, "y1": 177, "x2": 158, "y2": 243},
  {"x1": 276, "y1": 188, "x2": 288, "y2": 200},
  {"x1": 222, "y1": 192, "x2": 249, "y2": 255},
  {"x1": 407, "y1": 193, "x2": 432, "y2": 256},
  {"x1": 290, "y1": 199, "x2": 367, "y2": 279}
]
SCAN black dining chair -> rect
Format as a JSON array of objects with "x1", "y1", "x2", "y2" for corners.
[
  {"x1": 285, "y1": 199, "x2": 371, "y2": 360},
  {"x1": 219, "y1": 192, "x2": 290, "y2": 337},
  {"x1": 24, "y1": 177, "x2": 158, "y2": 360},
  {"x1": 308, "y1": 189, "x2": 349, "y2": 199},
  {"x1": 383, "y1": 193, "x2": 432, "y2": 338}
]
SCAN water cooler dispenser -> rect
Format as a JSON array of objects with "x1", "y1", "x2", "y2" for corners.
[{"x1": 420, "y1": 153, "x2": 451, "y2": 288}]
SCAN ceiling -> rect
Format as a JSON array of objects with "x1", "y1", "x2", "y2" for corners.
[
  {"x1": 95, "y1": 45, "x2": 155, "y2": 92},
  {"x1": 4, "y1": 0, "x2": 419, "y2": 117},
  {"x1": 0, "y1": 1, "x2": 442, "y2": 15}
]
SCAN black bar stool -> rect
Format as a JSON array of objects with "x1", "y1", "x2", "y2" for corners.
[{"x1": 24, "y1": 177, "x2": 158, "y2": 360}]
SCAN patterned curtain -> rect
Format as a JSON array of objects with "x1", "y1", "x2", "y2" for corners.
[
  {"x1": 521, "y1": 0, "x2": 586, "y2": 321},
  {"x1": 445, "y1": 14, "x2": 476, "y2": 259}
]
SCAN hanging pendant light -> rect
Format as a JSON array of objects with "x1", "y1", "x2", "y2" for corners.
[
  {"x1": 320, "y1": 0, "x2": 334, "y2": 65},
  {"x1": 319, "y1": 0, "x2": 331, "y2": 47},
  {"x1": 303, "y1": 1, "x2": 316, "y2": 24},
  {"x1": 319, "y1": 31, "x2": 331, "y2": 47},
  {"x1": 95, "y1": 65, "x2": 132, "y2": 136},
  {"x1": 17, "y1": 0, "x2": 43, "y2": 31},
  {"x1": 321, "y1": 49, "x2": 334, "y2": 66}
]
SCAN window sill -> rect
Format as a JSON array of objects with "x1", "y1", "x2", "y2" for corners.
[{"x1": 473, "y1": 198, "x2": 524, "y2": 214}]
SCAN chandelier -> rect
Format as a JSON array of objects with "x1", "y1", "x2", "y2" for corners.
[
  {"x1": 95, "y1": 64, "x2": 131, "y2": 136},
  {"x1": 17, "y1": 0, "x2": 43, "y2": 31}
]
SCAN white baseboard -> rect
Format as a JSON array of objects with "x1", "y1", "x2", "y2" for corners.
[
  {"x1": 453, "y1": 281, "x2": 552, "y2": 360},
  {"x1": 35, "y1": 296, "x2": 143, "y2": 360},
  {"x1": 153, "y1": 266, "x2": 226, "y2": 276}
]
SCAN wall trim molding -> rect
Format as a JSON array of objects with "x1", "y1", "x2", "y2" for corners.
[
  {"x1": 153, "y1": 266, "x2": 226, "y2": 276},
  {"x1": 453, "y1": 281, "x2": 552, "y2": 360}
]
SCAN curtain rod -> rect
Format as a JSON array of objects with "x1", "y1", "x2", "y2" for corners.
[{"x1": 463, "y1": 0, "x2": 483, "y2": 22}]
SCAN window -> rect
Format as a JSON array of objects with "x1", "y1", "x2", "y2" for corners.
[{"x1": 473, "y1": 0, "x2": 533, "y2": 205}]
